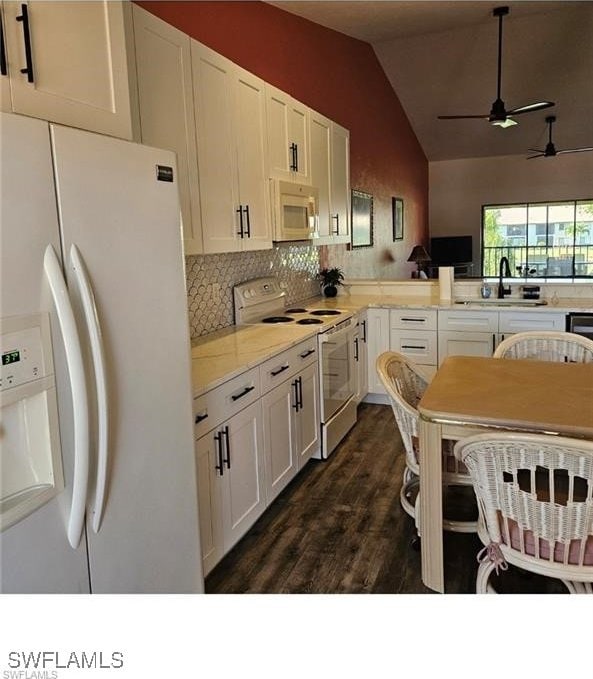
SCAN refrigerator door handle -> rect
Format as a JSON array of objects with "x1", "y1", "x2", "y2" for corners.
[
  {"x1": 70, "y1": 244, "x2": 109, "y2": 534},
  {"x1": 43, "y1": 244, "x2": 89, "y2": 549}
]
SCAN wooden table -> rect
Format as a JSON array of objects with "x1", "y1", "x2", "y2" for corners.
[{"x1": 417, "y1": 355, "x2": 593, "y2": 593}]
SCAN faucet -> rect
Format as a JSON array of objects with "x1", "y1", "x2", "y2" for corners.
[{"x1": 497, "y1": 256, "x2": 512, "y2": 299}]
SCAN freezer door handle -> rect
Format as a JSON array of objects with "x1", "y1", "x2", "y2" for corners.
[
  {"x1": 70, "y1": 244, "x2": 109, "y2": 534},
  {"x1": 44, "y1": 245, "x2": 89, "y2": 549}
]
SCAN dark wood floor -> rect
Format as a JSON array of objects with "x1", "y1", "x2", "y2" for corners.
[{"x1": 206, "y1": 403, "x2": 565, "y2": 594}]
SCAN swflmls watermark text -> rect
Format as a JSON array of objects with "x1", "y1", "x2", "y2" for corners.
[{"x1": 3, "y1": 650, "x2": 124, "y2": 677}]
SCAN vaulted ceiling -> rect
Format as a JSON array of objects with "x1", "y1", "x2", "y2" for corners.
[{"x1": 267, "y1": 1, "x2": 593, "y2": 161}]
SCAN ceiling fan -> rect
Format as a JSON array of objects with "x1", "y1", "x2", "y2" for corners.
[
  {"x1": 438, "y1": 6, "x2": 554, "y2": 128},
  {"x1": 527, "y1": 116, "x2": 593, "y2": 158}
]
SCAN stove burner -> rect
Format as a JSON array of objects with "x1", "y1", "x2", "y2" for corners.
[
  {"x1": 261, "y1": 316, "x2": 294, "y2": 324},
  {"x1": 286, "y1": 308, "x2": 309, "y2": 313},
  {"x1": 297, "y1": 318, "x2": 323, "y2": 325},
  {"x1": 310, "y1": 309, "x2": 341, "y2": 316}
]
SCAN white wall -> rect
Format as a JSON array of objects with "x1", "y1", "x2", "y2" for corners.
[{"x1": 429, "y1": 153, "x2": 593, "y2": 271}]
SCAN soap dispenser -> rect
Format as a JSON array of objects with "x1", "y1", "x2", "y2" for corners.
[{"x1": 480, "y1": 281, "x2": 492, "y2": 299}]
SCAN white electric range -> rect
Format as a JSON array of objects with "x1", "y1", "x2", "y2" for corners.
[{"x1": 233, "y1": 277, "x2": 358, "y2": 458}]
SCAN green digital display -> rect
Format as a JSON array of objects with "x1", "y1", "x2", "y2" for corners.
[{"x1": 2, "y1": 350, "x2": 20, "y2": 366}]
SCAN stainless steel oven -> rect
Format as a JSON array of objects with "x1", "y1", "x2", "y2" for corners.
[
  {"x1": 318, "y1": 317, "x2": 357, "y2": 458},
  {"x1": 566, "y1": 313, "x2": 593, "y2": 340}
]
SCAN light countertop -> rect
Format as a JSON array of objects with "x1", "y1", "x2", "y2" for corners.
[
  {"x1": 191, "y1": 323, "x2": 318, "y2": 396},
  {"x1": 191, "y1": 292, "x2": 593, "y2": 398}
]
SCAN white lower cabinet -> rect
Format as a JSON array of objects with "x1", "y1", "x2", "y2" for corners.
[
  {"x1": 365, "y1": 308, "x2": 390, "y2": 396},
  {"x1": 196, "y1": 338, "x2": 319, "y2": 575},
  {"x1": 390, "y1": 308, "x2": 438, "y2": 376},
  {"x1": 195, "y1": 399, "x2": 265, "y2": 576},
  {"x1": 437, "y1": 309, "x2": 567, "y2": 364},
  {"x1": 261, "y1": 343, "x2": 320, "y2": 504}
]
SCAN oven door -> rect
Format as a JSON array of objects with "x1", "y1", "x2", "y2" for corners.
[
  {"x1": 567, "y1": 313, "x2": 593, "y2": 340},
  {"x1": 319, "y1": 323, "x2": 355, "y2": 422}
]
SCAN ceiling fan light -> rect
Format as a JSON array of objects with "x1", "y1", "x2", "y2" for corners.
[{"x1": 491, "y1": 118, "x2": 517, "y2": 128}]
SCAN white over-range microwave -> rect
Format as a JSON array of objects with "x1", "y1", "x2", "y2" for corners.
[{"x1": 270, "y1": 179, "x2": 319, "y2": 241}]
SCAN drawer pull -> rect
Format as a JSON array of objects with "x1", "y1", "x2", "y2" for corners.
[
  {"x1": 231, "y1": 385, "x2": 255, "y2": 401},
  {"x1": 194, "y1": 412, "x2": 208, "y2": 424},
  {"x1": 271, "y1": 364, "x2": 289, "y2": 377},
  {"x1": 400, "y1": 317, "x2": 425, "y2": 323},
  {"x1": 299, "y1": 349, "x2": 316, "y2": 358},
  {"x1": 401, "y1": 344, "x2": 426, "y2": 350}
]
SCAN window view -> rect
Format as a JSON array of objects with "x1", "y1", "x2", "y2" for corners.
[{"x1": 482, "y1": 200, "x2": 593, "y2": 279}]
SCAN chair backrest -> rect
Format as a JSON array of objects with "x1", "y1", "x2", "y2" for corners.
[
  {"x1": 493, "y1": 330, "x2": 593, "y2": 362},
  {"x1": 454, "y1": 432, "x2": 593, "y2": 576},
  {"x1": 376, "y1": 352, "x2": 428, "y2": 470}
]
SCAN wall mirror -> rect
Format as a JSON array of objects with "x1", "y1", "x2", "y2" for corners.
[
  {"x1": 392, "y1": 197, "x2": 404, "y2": 240},
  {"x1": 351, "y1": 190, "x2": 373, "y2": 248}
]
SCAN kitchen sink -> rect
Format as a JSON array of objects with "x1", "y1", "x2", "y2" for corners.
[{"x1": 454, "y1": 299, "x2": 548, "y2": 307}]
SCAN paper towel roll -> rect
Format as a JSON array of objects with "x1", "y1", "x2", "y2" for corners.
[{"x1": 438, "y1": 267, "x2": 454, "y2": 302}]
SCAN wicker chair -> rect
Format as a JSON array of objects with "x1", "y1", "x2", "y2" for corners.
[
  {"x1": 493, "y1": 330, "x2": 593, "y2": 362},
  {"x1": 376, "y1": 352, "x2": 477, "y2": 537},
  {"x1": 454, "y1": 432, "x2": 593, "y2": 594}
]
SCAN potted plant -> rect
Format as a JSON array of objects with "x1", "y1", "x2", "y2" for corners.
[{"x1": 318, "y1": 267, "x2": 344, "y2": 297}]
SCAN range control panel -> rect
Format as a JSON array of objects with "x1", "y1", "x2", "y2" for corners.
[{"x1": 1, "y1": 321, "x2": 48, "y2": 391}]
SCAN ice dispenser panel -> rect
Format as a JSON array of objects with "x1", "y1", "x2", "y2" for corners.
[{"x1": 1, "y1": 314, "x2": 64, "y2": 531}]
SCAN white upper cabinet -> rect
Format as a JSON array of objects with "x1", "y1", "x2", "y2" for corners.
[
  {"x1": 1, "y1": 1, "x2": 137, "y2": 140},
  {"x1": 192, "y1": 41, "x2": 271, "y2": 254},
  {"x1": 266, "y1": 83, "x2": 310, "y2": 183},
  {"x1": 330, "y1": 122, "x2": 351, "y2": 240},
  {"x1": 309, "y1": 110, "x2": 351, "y2": 244},
  {"x1": 132, "y1": 6, "x2": 202, "y2": 255}
]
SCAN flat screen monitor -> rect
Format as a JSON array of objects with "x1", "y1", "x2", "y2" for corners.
[{"x1": 430, "y1": 236, "x2": 473, "y2": 266}]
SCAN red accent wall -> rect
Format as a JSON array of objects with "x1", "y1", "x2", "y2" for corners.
[{"x1": 135, "y1": 1, "x2": 428, "y2": 268}]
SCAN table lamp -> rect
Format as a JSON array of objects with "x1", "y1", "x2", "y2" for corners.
[{"x1": 407, "y1": 245, "x2": 431, "y2": 278}]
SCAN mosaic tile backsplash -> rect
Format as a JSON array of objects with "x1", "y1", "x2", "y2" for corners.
[{"x1": 186, "y1": 244, "x2": 321, "y2": 339}]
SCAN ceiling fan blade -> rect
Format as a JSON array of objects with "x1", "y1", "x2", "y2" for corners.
[
  {"x1": 509, "y1": 101, "x2": 555, "y2": 116},
  {"x1": 528, "y1": 148, "x2": 545, "y2": 153},
  {"x1": 526, "y1": 153, "x2": 545, "y2": 159},
  {"x1": 437, "y1": 114, "x2": 488, "y2": 119},
  {"x1": 556, "y1": 147, "x2": 593, "y2": 155}
]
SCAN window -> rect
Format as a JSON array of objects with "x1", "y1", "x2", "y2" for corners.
[{"x1": 482, "y1": 200, "x2": 593, "y2": 278}]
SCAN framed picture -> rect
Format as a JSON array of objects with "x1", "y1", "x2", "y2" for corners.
[
  {"x1": 351, "y1": 190, "x2": 373, "y2": 248},
  {"x1": 392, "y1": 197, "x2": 404, "y2": 240}
]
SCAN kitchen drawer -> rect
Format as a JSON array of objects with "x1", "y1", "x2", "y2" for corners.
[
  {"x1": 439, "y1": 310, "x2": 498, "y2": 333},
  {"x1": 259, "y1": 338, "x2": 318, "y2": 394},
  {"x1": 498, "y1": 311, "x2": 566, "y2": 334},
  {"x1": 390, "y1": 329, "x2": 437, "y2": 365},
  {"x1": 391, "y1": 308, "x2": 437, "y2": 331},
  {"x1": 194, "y1": 367, "x2": 261, "y2": 439}
]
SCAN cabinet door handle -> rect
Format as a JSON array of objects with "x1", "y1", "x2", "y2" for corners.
[
  {"x1": 0, "y1": 11, "x2": 7, "y2": 76},
  {"x1": 16, "y1": 4, "x2": 34, "y2": 83},
  {"x1": 294, "y1": 143, "x2": 299, "y2": 172},
  {"x1": 271, "y1": 364, "x2": 289, "y2": 377},
  {"x1": 331, "y1": 213, "x2": 340, "y2": 235},
  {"x1": 231, "y1": 385, "x2": 255, "y2": 401},
  {"x1": 492, "y1": 334, "x2": 496, "y2": 353},
  {"x1": 214, "y1": 432, "x2": 224, "y2": 476},
  {"x1": 354, "y1": 337, "x2": 359, "y2": 361},
  {"x1": 223, "y1": 425, "x2": 231, "y2": 469},
  {"x1": 362, "y1": 320, "x2": 367, "y2": 343},
  {"x1": 195, "y1": 412, "x2": 208, "y2": 424},
  {"x1": 236, "y1": 205, "x2": 244, "y2": 237},
  {"x1": 289, "y1": 143, "x2": 297, "y2": 171},
  {"x1": 292, "y1": 379, "x2": 299, "y2": 412},
  {"x1": 297, "y1": 376, "x2": 303, "y2": 410},
  {"x1": 244, "y1": 204, "x2": 251, "y2": 238},
  {"x1": 299, "y1": 348, "x2": 315, "y2": 359}
]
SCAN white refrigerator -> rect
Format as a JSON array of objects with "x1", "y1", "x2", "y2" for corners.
[{"x1": 0, "y1": 112, "x2": 204, "y2": 593}]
